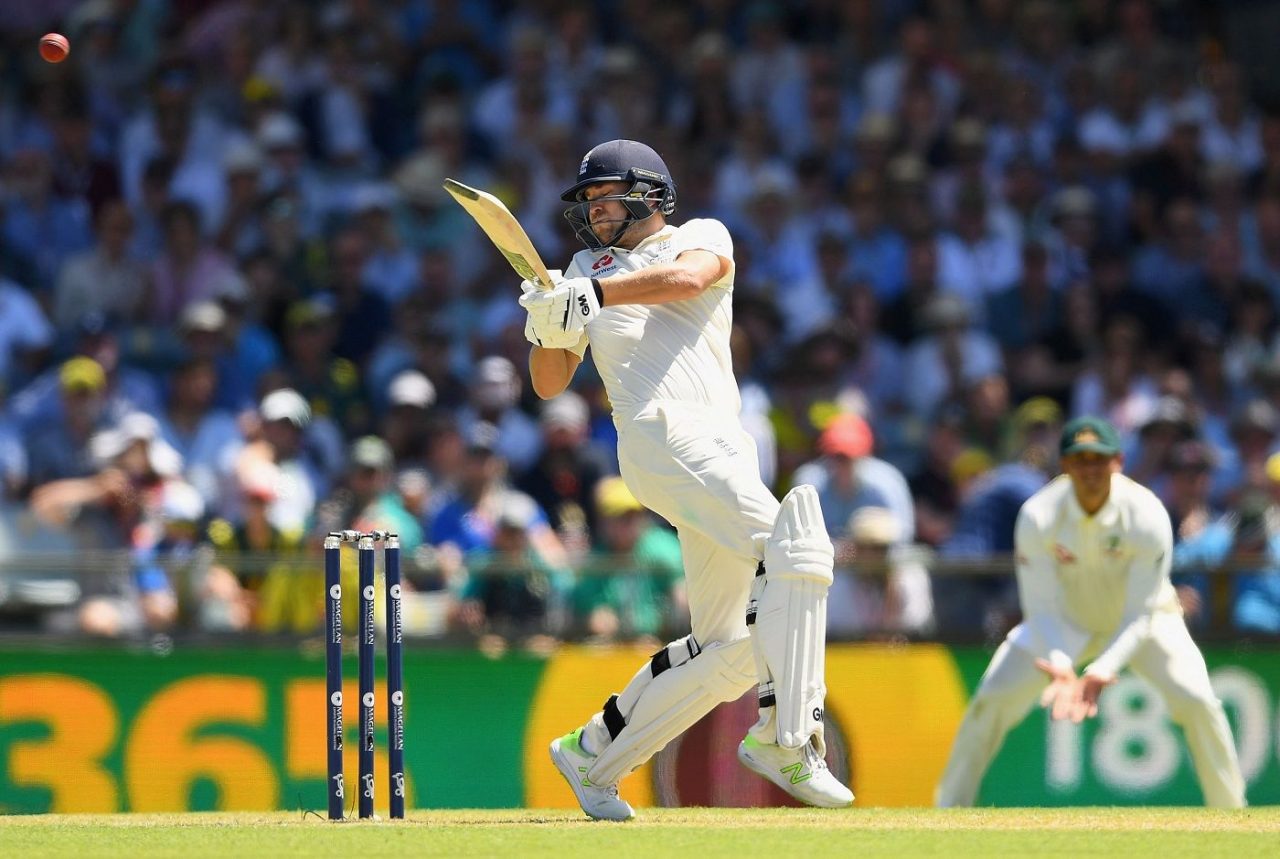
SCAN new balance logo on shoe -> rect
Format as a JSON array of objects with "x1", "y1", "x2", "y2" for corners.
[{"x1": 781, "y1": 761, "x2": 812, "y2": 785}]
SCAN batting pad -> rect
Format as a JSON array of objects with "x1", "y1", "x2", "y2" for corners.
[
  {"x1": 586, "y1": 637, "x2": 754, "y2": 786},
  {"x1": 752, "y1": 485, "x2": 834, "y2": 750}
]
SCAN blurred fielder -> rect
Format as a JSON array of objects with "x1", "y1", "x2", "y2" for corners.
[
  {"x1": 936, "y1": 416, "x2": 1246, "y2": 808},
  {"x1": 521, "y1": 139, "x2": 852, "y2": 819}
]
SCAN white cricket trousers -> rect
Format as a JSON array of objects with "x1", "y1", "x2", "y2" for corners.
[
  {"x1": 577, "y1": 402, "x2": 780, "y2": 782},
  {"x1": 935, "y1": 612, "x2": 1246, "y2": 808},
  {"x1": 617, "y1": 401, "x2": 780, "y2": 645}
]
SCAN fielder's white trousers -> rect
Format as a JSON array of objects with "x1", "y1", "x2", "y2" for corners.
[
  {"x1": 617, "y1": 401, "x2": 779, "y2": 645},
  {"x1": 935, "y1": 612, "x2": 1246, "y2": 808}
]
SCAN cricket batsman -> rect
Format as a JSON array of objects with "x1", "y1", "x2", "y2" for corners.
[
  {"x1": 520, "y1": 139, "x2": 853, "y2": 819},
  {"x1": 936, "y1": 416, "x2": 1246, "y2": 808}
]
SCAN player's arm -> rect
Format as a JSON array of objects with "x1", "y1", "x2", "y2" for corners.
[
  {"x1": 1013, "y1": 506, "x2": 1092, "y2": 720},
  {"x1": 529, "y1": 345, "x2": 583, "y2": 400},
  {"x1": 1012, "y1": 507, "x2": 1089, "y2": 670},
  {"x1": 596, "y1": 250, "x2": 729, "y2": 306},
  {"x1": 1085, "y1": 502, "x2": 1175, "y2": 681}
]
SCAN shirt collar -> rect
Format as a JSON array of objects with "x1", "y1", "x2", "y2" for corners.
[{"x1": 1064, "y1": 473, "x2": 1120, "y2": 527}]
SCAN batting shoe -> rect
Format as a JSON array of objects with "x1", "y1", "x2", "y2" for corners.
[
  {"x1": 550, "y1": 728, "x2": 635, "y2": 821},
  {"x1": 737, "y1": 734, "x2": 854, "y2": 808}
]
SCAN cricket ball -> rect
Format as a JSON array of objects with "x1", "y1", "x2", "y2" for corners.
[{"x1": 40, "y1": 33, "x2": 70, "y2": 64}]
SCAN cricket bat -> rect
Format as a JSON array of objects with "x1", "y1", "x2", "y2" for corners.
[{"x1": 442, "y1": 178, "x2": 555, "y2": 291}]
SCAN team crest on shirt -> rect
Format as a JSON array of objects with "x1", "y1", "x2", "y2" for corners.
[
  {"x1": 1104, "y1": 534, "x2": 1122, "y2": 555},
  {"x1": 1053, "y1": 543, "x2": 1077, "y2": 564}
]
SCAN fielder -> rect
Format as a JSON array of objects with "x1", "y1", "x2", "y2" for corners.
[
  {"x1": 936, "y1": 416, "x2": 1246, "y2": 808},
  {"x1": 520, "y1": 139, "x2": 852, "y2": 820}
]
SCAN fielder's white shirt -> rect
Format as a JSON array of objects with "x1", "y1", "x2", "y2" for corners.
[
  {"x1": 1011, "y1": 473, "x2": 1179, "y2": 678},
  {"x1": 563, "y1": 219, "x2": 739, "y2": 422}
]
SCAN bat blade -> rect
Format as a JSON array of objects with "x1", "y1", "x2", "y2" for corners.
[{"x1": 443, "y1": 178, "x2": 555, "y2": 291}]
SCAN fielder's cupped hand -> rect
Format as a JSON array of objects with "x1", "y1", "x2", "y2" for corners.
[
  {"x1": 520, "y1": 272, "x2": 601, "y2": 335},
  {"x1": 1036, "y1": 658, "x2": 1115, "y2": 723},
  {"x1": 1035, "y1": 658, "x2": 1079, "y2": 722},
  {"x1": 520, "y1": 272, "x2": 581, "y2": 349}
]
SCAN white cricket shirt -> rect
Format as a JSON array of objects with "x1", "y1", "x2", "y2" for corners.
[
  {"x1": 1010, "y1": 472, "x2": 1179, "y2": 678},
  {"x1": 563, "y1": 219, "x2": 739, "y2": 422}
]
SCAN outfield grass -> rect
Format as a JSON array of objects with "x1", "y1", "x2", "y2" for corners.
[{"x1": 1, "y1": 808, "x2": 1277, "y2": 858}]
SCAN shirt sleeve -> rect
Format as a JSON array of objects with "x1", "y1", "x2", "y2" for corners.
[
  {"x1": 673, "y1": 218, "x2": 733, "y2": 258},
  {"x1": 672, "y1": 219, "x2": 734, "y2": 287},
  {"x1": 1085, "y1": 498, "x2": 1174, "y2": 678},
  {"x1": 1010, "y1": 504, "x2": 1090, "y2": 669}
]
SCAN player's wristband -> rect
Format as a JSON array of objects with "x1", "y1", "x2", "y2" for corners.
[{"x1": 591, "y1": 278, "x2": 604, "y2": 308}]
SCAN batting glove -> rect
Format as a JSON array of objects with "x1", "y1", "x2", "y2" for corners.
[
  {"x1": 520, "y1": 275, "x2": 603, "y2": 335},
  {"x1": 520, "y1": 271, "x2": 581, "y2": 349}
]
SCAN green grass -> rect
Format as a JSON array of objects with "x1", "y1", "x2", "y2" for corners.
[{"x1": 1, "y1": 808, "x2": 1278, "y2": 858}]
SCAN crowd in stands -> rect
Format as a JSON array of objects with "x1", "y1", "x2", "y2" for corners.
[{"x1": 3, "y1": 0, "x2": 1280, "y2": 647}]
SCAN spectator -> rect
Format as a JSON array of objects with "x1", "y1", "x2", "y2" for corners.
[
  {"x1": 329, "y1": 435, "x2": 424, "y2": 552},
  {"x1": 23, "y1": 358, "x2": 111, "y2": 488},
  {"x1": 828, "y1": 506, "x2": 933, "y2": 639},
  {"x1": 233, "y1": 388, "x2": 326, "y2": 532},
  {"x1": 1166, "y1": 440, "x2": 1223, "y2": 625},
  {"x1": 792, "y1": 413, "x2": 915, "y2": 554},
  {"x1": 149, "y1": 200, "x2": 237, "y2": 325},
  {"x1": 455, "y1": 356, "x2": 542, "y2": 474},
  {"x1": 573, "y1": 477, "x2": 685, "y2": 646},
  {"x1": 902, "y1": 293, "x2": 1004, "y2": 421},
  {"x1": 381, "y1": 369, "x2": 436, "y2": 472},
  {"x1": 515, "y1": 391, "x2": 611, "y2": 555},
  {"x1": 0, "y1": 276, "x2": 54, "y2": 393},
  {"x1": 449, "y1": 490, "x2": 572, "y2": 655},
  {"x1": 280, "y1": 297, "x2": 371, "y2": 437},
  {"x1": 156, "y1": 356, "x2": 243, "y2": 511},
  {"x1": 53, "y1": 200, "x2": 148, "y2": 329},
  {"x1": 1, "y1": 147, "x2": 94, "y2": 289},
  {"x1": 203, "y1": 460, "x2": 315, "y2": 633}
]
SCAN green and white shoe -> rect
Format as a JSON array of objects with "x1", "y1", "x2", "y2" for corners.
[
  {"x1": 737, "y1": 733, "x2": 854, "y2": 808},
  {"x1": 550, "y1": 727, "x2": 635, "y2": 821}
]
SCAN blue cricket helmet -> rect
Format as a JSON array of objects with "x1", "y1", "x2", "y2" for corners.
[{"x1": 560, "y1": 140, "x2": 677, "y2": 249}]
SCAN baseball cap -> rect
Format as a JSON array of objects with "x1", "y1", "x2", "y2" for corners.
[
  {"x1": 1012, "y1": 396, "x2": 1063, "y2": 429},
  {"x1": 60, "y1": 356, "x2": 107, "y2": 393},
  {"x1": 387, "y1": 370, "x2": 436, "y2": 409},
  {"x1": 495, "y1": 491, "x2": 539, "y2": 530},
  {"x1": 596, "y1": 476, "x2": 644, "y2": 517},
  {"x1": 259, "y1": 388, "x2": 311, "y2": 427},
  {"x1": 848, "y1": 506, "x2": 899, "y2": 546},
  {"x1": 285, "y1": 297, "x2": 335, "y2": 330},
  {"x1": 179, "y1": 300, "x2": 228, "y2": 333},
  {"x1": 349, "y1": 436, "x2": 393, "y2": 471},
  {"x1": 541, "y1": 391, "x2": 588, "y2": 431},
  {"x1": 1059, "y1": 416, "x2": 1122, "y2": 457},
  {"x1": 257, "y1": 111, "x2": 303, "y2": 150},
  {"x1": 819, "y1": 413, "x2": 873, "y2": 459}
]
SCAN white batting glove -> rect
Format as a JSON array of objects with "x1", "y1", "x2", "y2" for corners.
[
  {"x1": 520, "y1": 271, "x2": 581, "y2": 349},
  {"x1": 520, "y1": 275, "x2": 602, "y2": 335},
  {"x1": 524, "y1": 313, "x2": 581, "y2": 350}
]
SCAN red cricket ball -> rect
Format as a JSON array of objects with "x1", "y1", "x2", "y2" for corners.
[{"x1": 40, "y1": 33, "x2": 70, "y2": 64}]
